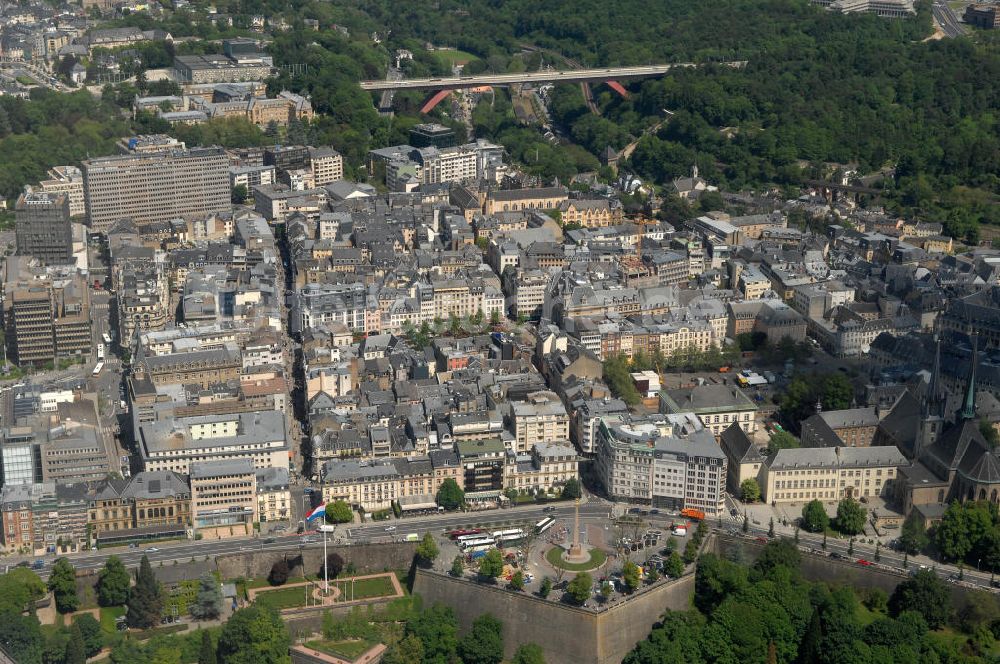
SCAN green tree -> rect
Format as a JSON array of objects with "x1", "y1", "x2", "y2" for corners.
[
  {"x1": 450, "y1": 555, "x2": 464, "y2": 577},
  {"x1": 566, "y1": 573, "x2": 592, "y2": 604},
  {"x1": 381, "y1": 635, "x2": 423, "y2": 664},
  {"x1": 801, "y1": 499, "x2": 829, "y2": 533},
  {"x1": 436, "y1": 478, "x2": 465, "y2": 510},
  {"x1": 191, "y1": 573, "x2": 222, "y2": 620},
  {"x1": 48, "y1": 558, "x2": 79, "y2": 614},
  {"x1": 509, "y1": 570, "x2": 525, "y2": 591},
  {"x1": 127, "y1": 555, "x2": 162, "y2": 629},
  {"x1": 623, "y1": 561, "x2": 641, "y2": 593},
  {"x1": 835, "y1": 498, "x2": 866, "y2": 536},
  {"x1": 900, "y1": 512, "x2": 929, "y2": 555},
  {"x1": 740, "y1": 478, "x2": 761, "y2": 503},
  {"x1": 97, "y1": 555, "x2": 131, "y2": 606},
  {"x1": 199, "y1": 630, "x2": 217, "y2": 664},
  {"x1": 889, "y1": 569, "x2": 951, "y2": 629},
  {"x1": 321, "y1": 553, "x2": 344, "y2": 579},
  {"x1": 602, "y1": 355, "x2": 641, "y2": 405},
  {"x1": 767, "y1": 431, "x2": 800, "y2": 452},
  {"x1": 268, "y1": 559, "x2": 289, "y2": 586},
  {"x1": 231, "y1": 184, "x2": 248, "y2": 204},
  {"x1": 458, "y1": 613, "x2": 503, "y2": 664},
  {"x1": 478, "y1": 549, "x2": 503, "y2": 581},
  {"x1": 512, "y1": 643, "x2": 546, "y2": 664},
  {"x1": 74, "y1": 614, "x2": 103, "y2": 657},
  {"x1": 539, "y1": 576, "x2": 552, "y2": 598},
  {"x1": 216, "y1": 606, "x2": 290, "y2": 664},
  {"x1": 325, "y1": 500, "x2": 353, "y2": 524},
  {"x1": 752, "y1": 538, "x2": 801, "y2": 578},
  {"x1": 404, "y1": 604, "x2": 458, "y2": 664},
  {"x1": 63, "y1": 623, "x2": 86, "y2": 664},
  {"x1": 0, "y1": 568, "x2": 46, "y2": 614},
  {"x1": 664, "y1": 551, "x2": 685, "y2": 578},
  {"x1": 0, "y1": 611, "x2": 43, "y2": 664},
  {"x1": 561, "y1": 478, "x2": 582, "y2": 500},
  {"x1": 934, "y1": 500, "x2": 992, "y2": 562},
  {"x1": 416, "y1": 533, "x2": 440, "y2": 566}
]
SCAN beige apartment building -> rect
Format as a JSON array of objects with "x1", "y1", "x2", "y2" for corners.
[{"x1": 509, "y1": 391, "x2": 570, "y2": 453}]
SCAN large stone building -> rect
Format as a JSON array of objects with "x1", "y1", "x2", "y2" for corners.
[
  {"x1": 15, "y1": 192, "x2": 72, "y2": 265},
  {"x1": 82, "y1": 147, "x2": 231, "y2": 233},
  {"x1": 762, "y1": 446, "x2": 908, "y2": 505},
  {"x1": 137, "y1": 410, "x2": 290, "y2": 474}
]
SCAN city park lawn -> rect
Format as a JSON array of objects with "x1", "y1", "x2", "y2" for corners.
[
  {"x1": 329, "y1": 576, "x2": 396, "y2": 601},
  {"x1": 99, "y1": 606, "x2": 126, "y2": 634}
]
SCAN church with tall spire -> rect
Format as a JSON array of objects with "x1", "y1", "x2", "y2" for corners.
[{"x1": 897, "y1": 335, "x2": 1000, "y2": 516}]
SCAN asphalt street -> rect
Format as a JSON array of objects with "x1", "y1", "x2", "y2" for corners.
[{"x1": 932, "y1": 0, "x2": 967, "y2": 37}]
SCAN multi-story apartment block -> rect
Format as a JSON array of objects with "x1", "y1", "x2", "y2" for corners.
[
  {"x1": 117, "y1": 263, "x2": 170, "y2": 342},
  {"x1": 595, "y1": 415, "x2": 727, "y2": 515},
  {"x1": 135, "y1": 343, "x2": 242, "y2": 388},
  {"x1": 508, "y1": 391, "x2": 570, "y2": 453},
  {"x1": 504, "y1": 443, "x2": 579, "y2": 494},
  {"x1": 322, "y1": 459, "x2": 400, "y2": 512},
  {"x1": 456, "y1": 439, "x2": 506, "y2": 503},
  {"x1": 15, "y1": 192, "x2": 72, "y2": 265},
  {"x1": 762, "y1": 446, "x2": 908, "y2": 504},
  {"x1": 137, "y1": 410, "x2": 290, "y2": 474},
  {"x1": 82, "y1": 147, "x2": 231, "y2": 233},
  {"x1": 229, "y1": 164, "x2": 276, "y2": 191},
  {"x1": 309, "y1": 147, "x2": 344, "y2": 186},
  {"x1": 659, "y1": 384, "x2": 758, "y2": 437},
  {"x1": 256, "y1": 467, "x2": 290, "y2": 522},
  {"x1": 173, "y1": 53, "x2": 273, "y2": 84},
  {"x1": 2, "y1": 258, "x2": 92, "y2": 367},
  {"x1": 35, "y1": 166, "x2": 86, "y2": 218},
  {"x1": 190, "y1": 459, "x2": 257, "y2": 537}
]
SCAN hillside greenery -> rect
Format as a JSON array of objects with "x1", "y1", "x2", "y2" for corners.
[
  {"x1": 3, "y1": 0, "x2": 998, "y2": 237},
  {"x1": 626, "y1": 540, "x2": 1000, "y2": 663}
]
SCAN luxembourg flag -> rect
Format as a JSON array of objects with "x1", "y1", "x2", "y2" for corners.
[{"x1": 305, "y1": 503, "x2": 327, "y2": 522}]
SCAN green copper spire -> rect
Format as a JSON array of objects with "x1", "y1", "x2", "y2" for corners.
[{"x1": 962, "y1": 335, "x2": 979, "y2": 420}]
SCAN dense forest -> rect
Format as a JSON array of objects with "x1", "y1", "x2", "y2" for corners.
[
  {"x1": 627, "y1": 540, "x2": 1000, "y2": 664},
  {"x1": 6, "y1": 0, "x2": 998, "y2": 237}
]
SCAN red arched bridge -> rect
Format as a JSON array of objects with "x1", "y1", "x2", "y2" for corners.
[{"x1": 360, "y1": 62, "x2": 748, "y2": 113}]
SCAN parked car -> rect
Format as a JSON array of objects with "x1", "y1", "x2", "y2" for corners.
[{"x1": 856, "y1": 559, "x2": 872, "y2": 566}]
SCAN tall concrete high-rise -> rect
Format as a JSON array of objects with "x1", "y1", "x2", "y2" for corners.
[
  {"x1": 15, "y1": 192, "x2": 72, "y2": 264},
  {"x1": 2, "y1": 257, "x2": 92, "y2": 367},
  {"x1": 82, "y1": 146, "x2": 231, "y2": 233}
]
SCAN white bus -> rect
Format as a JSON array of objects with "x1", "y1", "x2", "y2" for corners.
[
  {"x1": 96, "y1": 344, "x2": 105, "y2": 360},
  {"x1": 535, "y1": 517, "x2": 555, "y2": 534},
  {"x1": 497, "y1": 530, "x2": 524, "y2": 545},
  {"x1": 456, "y1": 533, "x2": 486, "y2": 545},
  {"x1": 102, "y1": 333, "x2": 112, "y2": 345},
  {"x1": 92, "y1": 361, "x2": 105, "y2": 376},
  {"x1": 460, "y1": 537, "x2": 495, "y2": 551},
  {"x1": 490, "y1": 528, "x2": 522, "y2": 540}
]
